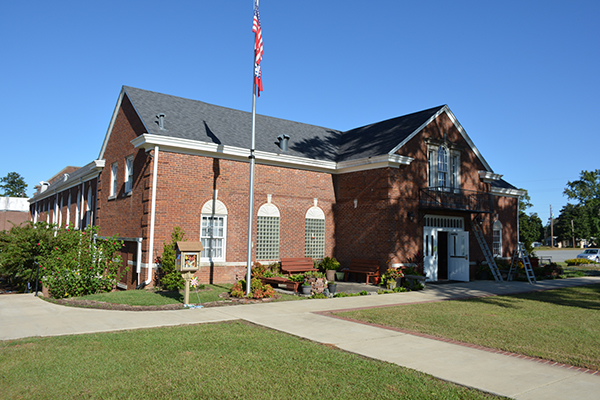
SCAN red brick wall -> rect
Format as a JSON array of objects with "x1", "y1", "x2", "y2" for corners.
[
  {"x1": 149, "y1": 152, "x2": 336, "y2": 281},
  {"x1": 0, "y1": 211, "x2": 29, "y2": 231}
]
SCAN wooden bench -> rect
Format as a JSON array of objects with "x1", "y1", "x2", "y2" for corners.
[
  {"x1": 280, "y1": 257, "x2": 316, "y2": 276},
  {"x1": 258, "y1": 276, "x2": 300, "y2": 292},
  {"x1": 342, "y1": 259, "x2": 381, "y2": 284}
]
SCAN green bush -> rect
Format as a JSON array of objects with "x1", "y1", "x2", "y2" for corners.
[
  {"x1": 41, "y1": 226, "x2": 124, "y2": 299},
  {"x1": 156, "y1": 226, "x2": 185, "y2": 291},
  {"x1": 0, "y1": 221, "x2": 57, "y2": 291},
  {"x1": 565, "y1": 258, "x2": 597, "y2": 266}
]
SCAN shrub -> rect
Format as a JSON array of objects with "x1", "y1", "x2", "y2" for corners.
[
  {"x1": 41, "y1": 226, "x2": 124, "y2": 299},
  {"x1": 0, "y1": 221, "x2": 57, "y2": 291},
  {"x1": 565, "y1": 258, "x2": 597, "y2": 266},
  {"x1": 155, "y1": 226, "x2": 185, "y2": 291},
  {"x1": 230, "y1": 278, "x2": 276, "y2": 299}
]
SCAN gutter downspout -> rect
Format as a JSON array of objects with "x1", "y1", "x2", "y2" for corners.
[
  {"x1": 145, "y1": 146, "x2": 159, "y2": 286},
  {"x1": 136, "y1": 237, "x2": 143, "y2": 286}
]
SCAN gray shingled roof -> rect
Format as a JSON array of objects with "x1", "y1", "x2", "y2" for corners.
[{"x1": 123, "y1": 86, "x2": 444, "y2": 163}]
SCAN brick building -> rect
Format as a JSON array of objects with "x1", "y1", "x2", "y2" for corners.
[
  {"x1": 29, "y1": 86, "x2": 524, "y2": 288},
  {"x1": 0, "y1": 197, "x2": 30, "y2": 231}
]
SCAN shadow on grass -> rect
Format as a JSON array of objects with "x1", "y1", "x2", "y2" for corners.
[
  {"x1": 460, "y1": 283, "x2": 600, "y2": 311},
  {"x1": 154, "y1": 290, "x2": 184, "y2": 303}
]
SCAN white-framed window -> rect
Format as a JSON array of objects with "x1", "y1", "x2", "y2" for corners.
[
  {"x1": 256, "y1": 202, "x2": 280, "y2": 260},
  {"x1": 428, "y1": 144, "x2": 460, "y2": 191},
  {"x1": 200, "y1": 199, "x2": 228, "y2": 262},
  {"x1": 124, "y1": 156, "x2": 133, "y2": 194},
  {"x1": 110, "y1": 163, "x2": 118, "y2": 197},
  {"x1": 493, "y1": 220, "x2": 503, "y2": 257},
  {"x1": 305, "y1": 205, "x2": 325, "y2": 259},
  {"x1": 437, "y1": 146, "x2": 448, "y2": 188}
]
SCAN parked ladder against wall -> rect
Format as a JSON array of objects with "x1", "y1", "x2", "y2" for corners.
[
  {"x1": 470, "y1": 218, "x2": 503, "y2": 282},
  {"x1": 508, "y1": 242, "x2": 537, "y2": 284}
]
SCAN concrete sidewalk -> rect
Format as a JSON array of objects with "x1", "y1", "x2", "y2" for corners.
[{"x1": 2, "y1": 277, "x2": 600, "y2": 399}]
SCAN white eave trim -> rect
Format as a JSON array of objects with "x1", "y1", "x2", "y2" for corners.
[
  {"x1": 490, "y1": 187, "x2": 526, "y2": 198},
  {"x1": 479, "y1": 171, "x2": 503, "y2": 183},
  {"x1": 131, "y1": 134, "x2": 413, "y2": 174},
  {"x1": 29, "y1": 160, "x2": 105, "y2": 203}
]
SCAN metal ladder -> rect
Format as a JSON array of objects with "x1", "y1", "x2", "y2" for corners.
[
  {"x1": 471, "y1": 218, "x2": 503, "y2": 282},
  {"x1": 508, "y1": 242, "x2": 537, "y2": 284}
]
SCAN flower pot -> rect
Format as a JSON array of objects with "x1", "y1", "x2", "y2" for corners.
[
  {"x1": 327, "y1": 283, "x2": 337, "y2": 295},
  {"x1": 386, "y1": 280, "x2": 396, "y2": 290},
  {"x1": 301, "y1": 285, "x2": 312, "y2": 295},
  {"x1": 335, "y1": 271, "x2": 345, "y2": 281},
  {"x1": 326, "y1": 269, "x2": 336, "y2": 282}
]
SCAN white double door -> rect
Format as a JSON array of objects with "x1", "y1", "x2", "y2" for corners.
[{"x1": 423, "y1": 227, "x2": 469, "y2": 282}]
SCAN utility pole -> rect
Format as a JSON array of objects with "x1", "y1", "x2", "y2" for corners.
[
  {"x1": 571, "y1": 219, "x2": 575, "y2": 248},
  {"x1": 550, "y1": 205, "x2": 554, "y2": 248}
]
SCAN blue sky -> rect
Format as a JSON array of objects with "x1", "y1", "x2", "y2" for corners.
[{"x1": 1, "y1": 0, "x2": 598, "y2": 224}]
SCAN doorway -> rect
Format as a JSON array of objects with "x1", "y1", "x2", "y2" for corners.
[{"x1": 438, "y1": 232, "x2": 448, "y2": 280}]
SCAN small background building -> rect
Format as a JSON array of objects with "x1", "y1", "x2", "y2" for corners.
[{"x1": 0, "y1": 197, "x2": 30, "y2": 231}]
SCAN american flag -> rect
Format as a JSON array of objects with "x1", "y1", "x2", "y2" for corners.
[{"x1": 252, "y1": 0, "x2": 263, "y2": 95}]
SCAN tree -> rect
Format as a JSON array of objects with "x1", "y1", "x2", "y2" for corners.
[
  {"x1": 554, "y1": 203, "x2": 590, "y2": 245},
  {"x1": 563, "y1": 170, "x2": 600, "y2": 244},
  {"x1": 0, "y1": 172, "x2": 28, "y2": 197},
  {"x1": 518, "y1": 189, "x2": 543, "y2": 245}
]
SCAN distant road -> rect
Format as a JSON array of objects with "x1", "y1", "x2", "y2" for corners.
[{"x1": 534, "y1": 249, "x2": 582, "y2": 263}]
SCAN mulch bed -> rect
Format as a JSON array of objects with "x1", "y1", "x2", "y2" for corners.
[{"x1": 40, "y1": 292, "x2": 281, "y2": 311}]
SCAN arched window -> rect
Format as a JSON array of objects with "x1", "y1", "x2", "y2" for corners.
[
  {"x1": 256, "y1": 202, "x2": 280, "y2": 260},
  {"x1": 200, "y1": 199, "x2": 228, "y2": 262},
  {"x1": 305, "y1": 205, "x2": 325, "y2": 259},
  {"x1": 493, "y1": 220, "x2": 503, "y2": 257}
]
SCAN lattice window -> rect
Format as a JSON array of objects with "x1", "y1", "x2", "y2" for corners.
[
  {"x1": 256, "y1": 216, "x2": 280, "y2": 260},
  {"x1": 305, "y1": 218, "x2": 325, "y2": 259}
]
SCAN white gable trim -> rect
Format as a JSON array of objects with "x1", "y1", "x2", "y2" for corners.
[
  {"x1": 388, "y1": 105, "x2": 493, "y2": 173},
  {"x1": 99, "y1": 87, "x2": 151, "y2": 160}
]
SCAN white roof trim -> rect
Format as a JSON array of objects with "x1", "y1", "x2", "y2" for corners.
[
  {"x1": 479, "y1": 171, "x2": 503, "y2": 182},
  {"x1": 490, "y1": 187, "x2": 526, "y2": 198},
  {"x1": 99, "y1": 86, "x2": 150, "y2": 160},
  {"x1": 29, "y1": 160, "x2": 105, "y2": 203},
  {"x1": 131, "y1": 134, "x2": 413, "y2": 174}
]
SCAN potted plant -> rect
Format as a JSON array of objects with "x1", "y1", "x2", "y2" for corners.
[
  {"x1": 319, "y1": 256, "x2": 340, "y2": 282},
  {"x1": 327, "y1": 281, "x2": 337, "y2": 295},
  {"x1": 301, "y1": 280, "x2": 312, "y2": 295},
  {"x1": 382, "y1": 268, "x2": 403, "y2": 289},
  {"x1": 403, "y1": 265, "x2": 426, "y2": 288}
]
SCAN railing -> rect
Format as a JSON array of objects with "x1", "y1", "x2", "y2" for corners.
[{"x1": 419, "y1": 187, "x2": 493, "y2": 213}]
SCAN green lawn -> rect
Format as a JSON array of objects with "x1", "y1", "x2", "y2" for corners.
[
  {"x1": 73, "y1": 284, "x2": 302, "y2": 306},
  {"x1": 0, "y1": 321, "x2": 505, "y2": 400},
  {"x1": 336, "y1": 284, "x2": 600, "y2": 370}
]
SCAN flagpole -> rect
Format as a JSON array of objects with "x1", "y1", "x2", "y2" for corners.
[
  {"x1": 246, "y1": 0, "x2": 260, "y2": 296},
  {"x1": 246, "y1": 82, "x2": 257, "y2": 296}
]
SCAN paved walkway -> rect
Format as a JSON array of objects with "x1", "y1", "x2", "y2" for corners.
[{"x1": 2, "y1": 277, "x2": 600, "y2": 399}]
